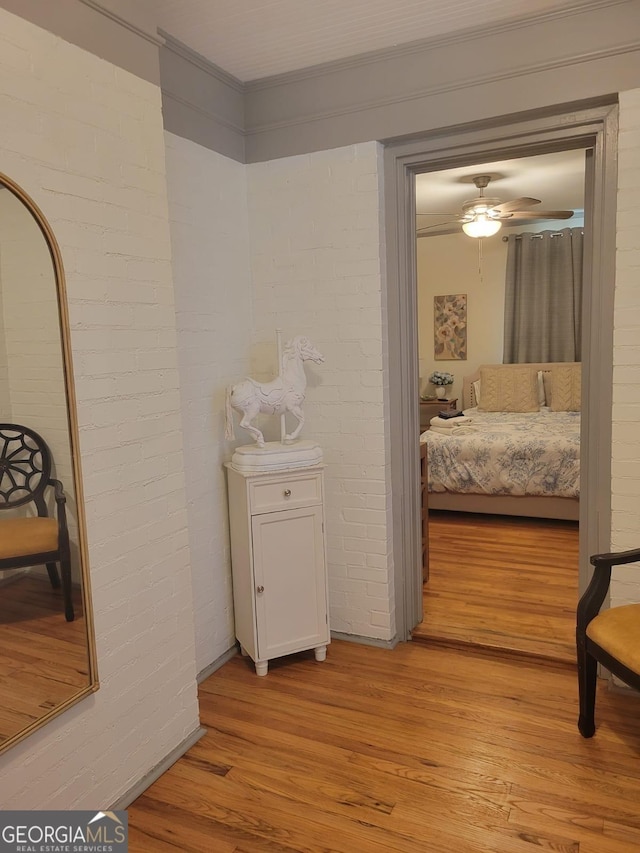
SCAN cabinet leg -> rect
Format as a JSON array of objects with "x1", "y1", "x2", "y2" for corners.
[
  {"x1": 255, "y1": 660, "x2": 268, "y2": 676},
  {"x1": 314, "y1": 645, "x2": 327, "y2": 662}
]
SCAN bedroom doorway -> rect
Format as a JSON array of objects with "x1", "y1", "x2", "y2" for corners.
[
  {"x1": 383, "y1": 100, "x2": 618, "y2": 646},
  {"x1": 412, "y1": 149, "x2": 584, "y2": 662}
]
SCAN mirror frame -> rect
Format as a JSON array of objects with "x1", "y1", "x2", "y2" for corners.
[{"x1": 0, "y1": 171, "x2": 99, "y2": 756}]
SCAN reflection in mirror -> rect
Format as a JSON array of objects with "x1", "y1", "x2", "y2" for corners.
[{"x1": 0, "y1": 174, "x2": 97, "y2": 755}]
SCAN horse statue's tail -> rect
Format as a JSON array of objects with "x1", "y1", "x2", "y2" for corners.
[{"x1": 224, "y1": 386, "x2": 235, "y2": 441}]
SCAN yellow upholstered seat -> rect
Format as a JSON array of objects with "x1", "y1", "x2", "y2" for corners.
[
  {"x1": 0, "y1": 517, "x2": 58, "y2": 560},
  {"x1": 577, "y1": 547, "x2": 640, "y2": 737},
  {"x1": 586, "y1": 604, "x2": 640, "y2": 674}
]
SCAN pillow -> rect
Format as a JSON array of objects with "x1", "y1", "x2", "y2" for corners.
[
  {"x1": 472, "y1": 379, "x2": 481, "y2": 406},
  {"x1": 478, "y1": 367, "x2": 540, "y2": 412},
  {"x1": 536, "y1": 371, "x2": 546, "y2": 407},
  {"x1": 541, "y1": 371, "x2": 553, "y2": 408},
  {"x1": 550, "y1": 364, "x2": 581, "y2": 411}
]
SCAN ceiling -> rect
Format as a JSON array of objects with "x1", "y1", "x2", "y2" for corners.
[
  {"x1": 415, "y1": 149, "x2": 586, "y2": 236},
  {"x1": 154, "y1": 0, "x2": 598, "y2": 82}
]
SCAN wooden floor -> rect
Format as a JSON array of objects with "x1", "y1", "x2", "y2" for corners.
[
  {"x1": 0, "y1": 574, "x2": 88, "y2": 745},
  {"x1": 128, "y1": 638, "x2": 640, "y2": 853},
  {"x1": 413, "y1": 512, "x2": 579, "y2": 664}
]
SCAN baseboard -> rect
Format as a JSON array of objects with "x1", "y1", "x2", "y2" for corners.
[
  {"x1": 110, "y1": 726, "x2": 206, "y2": 810},
  {"x1": 197, "y1": 644, "x2": 238, "y2": 684},
  {"x1": 330, "y1": 631, "x2": 399, "y2": 650}
]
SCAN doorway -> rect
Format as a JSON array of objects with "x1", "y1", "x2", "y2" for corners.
[
  {"x1": 412, "y1": 149, "x2": 585, "y2": 662},
  {"x1": 383, "y1": 101, "x2": 618, "y2": 643}
]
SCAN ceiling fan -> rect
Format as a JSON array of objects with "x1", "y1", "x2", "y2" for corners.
[{"x1": 416, "y1": 174, "x2": 575, "y2": 238}]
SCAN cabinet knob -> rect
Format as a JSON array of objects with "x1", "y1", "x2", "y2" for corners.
[
  {"x1": 256, "y1": 585, "x2": 265, "y2": 594},
  {"x1": 283, "y1": 488, "x2": 292, "y2": 497}
]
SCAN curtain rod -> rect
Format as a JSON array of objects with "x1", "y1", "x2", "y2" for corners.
[{"x1": 502, "y1": 230, "x2": 584, "y2": 241}]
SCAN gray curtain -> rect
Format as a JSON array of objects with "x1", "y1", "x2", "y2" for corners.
[{"x1": 503, "y1": 227, "x2": 583, "y2": 363}]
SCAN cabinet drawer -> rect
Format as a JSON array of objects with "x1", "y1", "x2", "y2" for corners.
[{"x1": 250, "y1": 474, "x2": 322, "y2": 513}]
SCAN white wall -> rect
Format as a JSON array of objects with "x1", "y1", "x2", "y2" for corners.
[
  {"x1": 247, "y1": 143, "x2": 395, "y2": 640},
  {"x1": 611, "y1": 88, "x2": 640, "y2": 607},
  {"x1": 0, "y1": 9, "x2": 199, "y2": 807},
  {"x1": 417, "y1": 231, "x2": 506, "y2": 402},
  {"x1": 164, "y1": 132, "x2": 252, "y2": 673}
]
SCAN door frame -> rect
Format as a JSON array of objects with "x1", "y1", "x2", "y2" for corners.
[{"x1": 383, "y1": 100, "x2": 619, "y2": 640}]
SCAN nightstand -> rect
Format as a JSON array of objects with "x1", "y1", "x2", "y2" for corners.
[{"x1": 419, "y1": 397, "x2": 458, "y2": 431}]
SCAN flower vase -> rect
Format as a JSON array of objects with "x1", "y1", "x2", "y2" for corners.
[{"x1": 435, "y1": 386, "x2": 447, "y2": 399}]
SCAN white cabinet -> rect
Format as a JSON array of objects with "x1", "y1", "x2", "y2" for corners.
[{"x1": 226, "y1": 464, "x2": 330, "y2": 675}]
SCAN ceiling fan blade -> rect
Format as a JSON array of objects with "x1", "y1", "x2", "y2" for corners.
[
  {"x1": 506, "y1": 209, "x2": 575, "y2": 220},
  {"x1": 416, "y1": 212, "x2": 459, "y2": 217},
  {"x1": 491, "y1": 197, "x2": 541, "y2": 214},
  {"x1": 416, "y1": 220, "x2": 460, "y2": 235}
]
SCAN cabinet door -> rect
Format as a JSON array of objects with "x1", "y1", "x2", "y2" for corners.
[{"x1": 251, "y1": 505, "x2": 328, "y2": 661}]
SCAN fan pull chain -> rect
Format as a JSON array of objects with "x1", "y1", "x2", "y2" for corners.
[{"x1": 478, "y1": 237, "x2": 484, "y2": 283}]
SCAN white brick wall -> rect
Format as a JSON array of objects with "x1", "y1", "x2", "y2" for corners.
[
  {"x1": 0, "y1": 9, "x2": 199, "y2": 806},
  {"x1": 164, "y1": 132, "x2": 252, "y2": 672},
  {"x1": 247, "y1": 143, "x2": 395, "y2": 640},
  {"x1": 611, "y1": 88, "x2": 640, "y2": 607}
]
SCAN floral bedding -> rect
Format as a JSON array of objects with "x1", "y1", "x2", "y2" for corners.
[{"x1": 421, "y1": 407, "x2": 580, "y2": 498}]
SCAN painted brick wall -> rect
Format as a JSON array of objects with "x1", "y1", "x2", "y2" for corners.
[
  {"x1": 247, "y1": 143, "x2": 395, "y2": 640},
  {"x1": 0, "y1": 9, "x2": 199, "y2": 806},
  {"x1": 611, "y1": 88, "x2": 640, "y2": 607},
  {"x1": 164, "y1": 132, "x2": 252, "y2": 673}
]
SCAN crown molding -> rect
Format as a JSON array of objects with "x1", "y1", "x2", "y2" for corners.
[
  {"x1": 159, "y1": 29, "x2": 245, "y2": 93},
  {"x1": 77, "y1": 0, "x2": 164, "y2": 47},
  {"x1": 162, "y1": 90, "x2": 245, "y2": 136},
  {"x1": 244, "y1": 0, "x2": 628, "y2": 91},
  {"x1": 246, "y1": 40, "x2": 639, "y2": 136}
]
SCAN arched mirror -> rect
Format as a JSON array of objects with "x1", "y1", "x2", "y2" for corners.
[{"x1": 0, "y1": 173, "x2": 97, "y2": 755}]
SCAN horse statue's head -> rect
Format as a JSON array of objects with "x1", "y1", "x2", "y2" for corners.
[{"x1": 286, "y1": 336, "x2": 325, "y2": 365}]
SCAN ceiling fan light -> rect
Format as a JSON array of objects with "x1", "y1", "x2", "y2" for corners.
[{"x1": 462, "y1": 216, "x2": 502, "y2": 238}]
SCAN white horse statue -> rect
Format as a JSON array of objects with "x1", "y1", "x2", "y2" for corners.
[{"x1": 225, "y1": 336, "x2": 324, "y2": 448}]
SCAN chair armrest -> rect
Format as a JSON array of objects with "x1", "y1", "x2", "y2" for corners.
[
  {"x1": 591, "y1": 547, "x2": 640, "y2": 568},
  {"x1": 49, "y1": 478, "x2": 66, "y2": 504},
  {"x1": 578, "y1": 547, "x2": 640, "y2": 631},
  {"x1": 48, "y1": 478, "x2": 69, "y2": 545}
]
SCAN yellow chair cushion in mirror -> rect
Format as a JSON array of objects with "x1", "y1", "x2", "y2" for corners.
[{"x1": 0, "y1": 517, "x2": 58, "y2": 560}]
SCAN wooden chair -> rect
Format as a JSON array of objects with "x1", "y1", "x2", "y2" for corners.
[
  {"x1": 576, "y1": 547, "x2": 640, "y2": 737},
  {"x1": 0, "y1": 423, "x2": 74, "y2": 621}
]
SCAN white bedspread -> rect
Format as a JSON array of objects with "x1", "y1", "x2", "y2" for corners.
[{"x1": 421, "y1": 407, "x2": 580, "y2": 498}]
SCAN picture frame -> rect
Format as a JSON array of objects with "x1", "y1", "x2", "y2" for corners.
[{"x1": 434, "y1": 293, "x2": 467, "y2": 361}]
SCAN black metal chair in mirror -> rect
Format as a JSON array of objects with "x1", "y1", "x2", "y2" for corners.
[
  {"x1": 576, "y1": 547, "x2": 640, "y2": 737},
  {"x1": 0, "y1": 423, "x2": 73, "y2": 621}
]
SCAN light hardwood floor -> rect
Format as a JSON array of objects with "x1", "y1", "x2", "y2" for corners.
[
  {"x1": 0, "y1": 575, "x2": 88, "y2": 745},
  {"x1": 128, "y1": 638, "x2": 640, "y2": 853},
  {"x1": 413, "y1": 511, "x2": 579, "y2": 663}
]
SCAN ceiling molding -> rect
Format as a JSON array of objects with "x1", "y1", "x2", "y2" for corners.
[
  {"x1": 161, "y1": 90, "x2": 245, "y2": 136},
  {"x1": 77, "y1": 0, "x2": 165, "y2": 47},
  {"x1": 244, "y1": 0, "x2": 628, "y2": 91},
  {"x1": 245, "y1": 40, "x2": 639, "y2": 136},
  {"x1": 159, "y1": 29, "x2": 245, "y2": 93}
]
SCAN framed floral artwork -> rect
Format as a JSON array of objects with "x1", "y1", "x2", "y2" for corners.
[{"x1": 434, "y1": 293, "x2": 467, "y2": 360}]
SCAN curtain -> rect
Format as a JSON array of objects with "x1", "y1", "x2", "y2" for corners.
[{"x1": 503, "y1": 227, "x2": 583, "y2": 363}]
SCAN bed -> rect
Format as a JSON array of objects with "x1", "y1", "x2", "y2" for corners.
[{"x1": 420, "y1": 362, "x2": 581, "y2": 521}]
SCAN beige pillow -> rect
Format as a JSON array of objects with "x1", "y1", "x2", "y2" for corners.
[
  {"x1": 541, "y1": 371, "x2": 553, "y2": 408},
  {"x1": 478, "y1": 367, "x2": 540, "y2": 412},
  {"x1": 551, "y1": 364, "x2": 581, "y2": 411}
]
